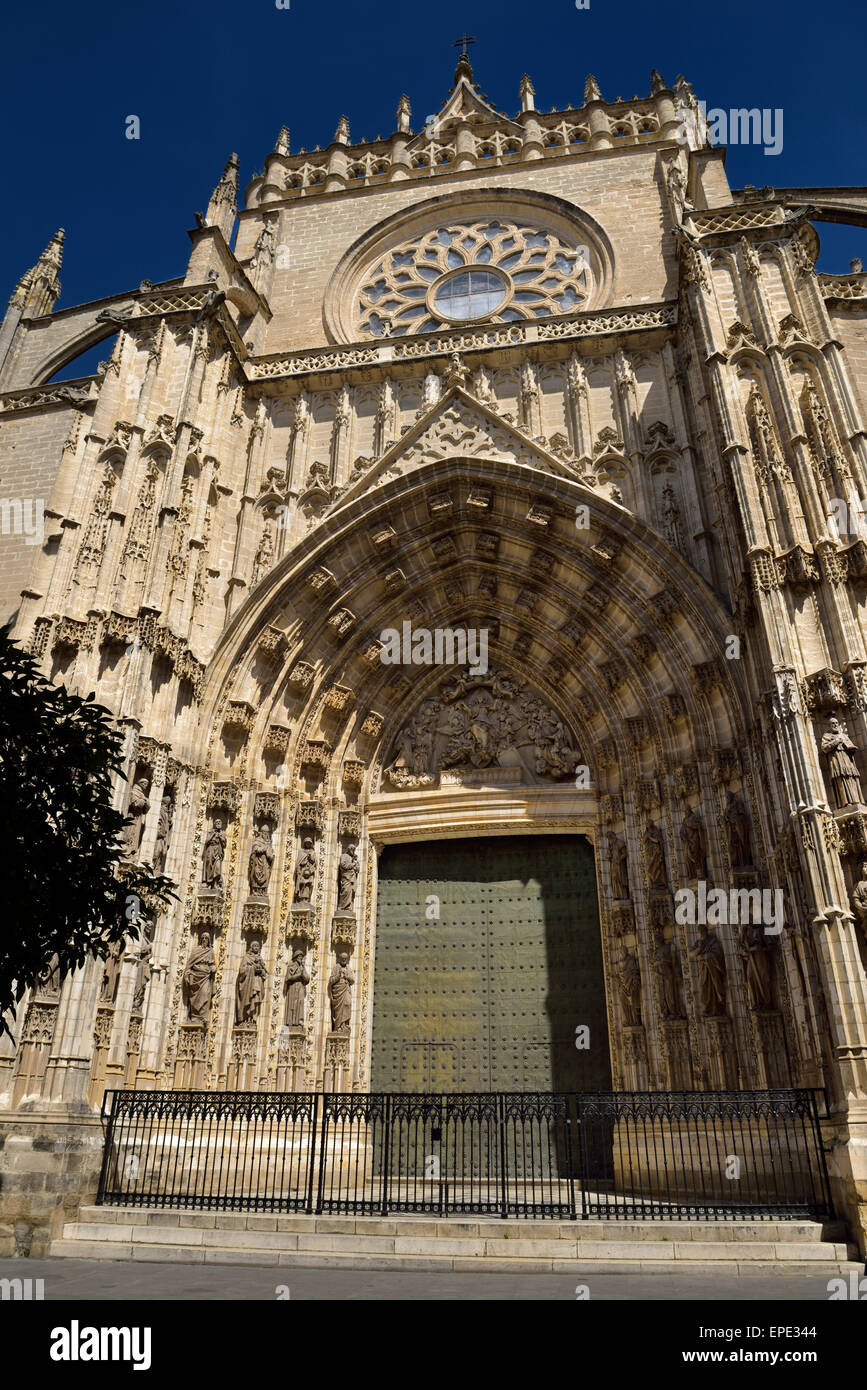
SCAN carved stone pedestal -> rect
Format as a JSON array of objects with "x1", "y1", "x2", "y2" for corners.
[
  {"x1": 124, "y1": 1014, "x2": 143, "y2": 1087},
  {"x1": 331, "y1": 912, "x2": 357, "y2": 951},
  {"x1": 661, "y1": 1018, "x2": 693, "y2": 1090},
  {"x1": 324, "y1": 1031, "x2": 351, "y2": 1092},
  {"x1": 754, "y1": 1009, "x2": 791, "y2": 1087},
  {"x1": 276, "y1": 1025, "x2": 306, "y2": 1092},
  {"x1": 287, "y1": 903, "x2": 317, "y2": 945},
  {"x1": 87, "y1": 1006, "x2": 115, "y2": 1108},
  {"x1": 228, "y1": 1025, "x2": 258, "y2": 1090},
  {"x1": 174, "y1": 1021, "x2": 207, "y2": 1089},
  {"x1": 619, "y1": 1023, "x2": 648, "y2": 1089},
  {"x1": 12, "y1": 1001, "x2": 58, "y2": 1106},
  {"x1": 704, "y1": 1016, "x2": 739, "y2": 1089}
]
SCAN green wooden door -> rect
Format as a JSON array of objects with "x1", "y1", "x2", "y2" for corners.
[{"x1": 371, "y1": 835, "x2": 611, "y2": 1093}]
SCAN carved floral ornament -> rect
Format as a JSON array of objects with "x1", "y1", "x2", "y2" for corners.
[{"x1": 384, "y1": 667, "x2": 581, "y2": 788}]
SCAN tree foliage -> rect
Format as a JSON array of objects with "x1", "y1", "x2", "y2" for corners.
[{"x1": 0, "y1": 624, "x2": 176, "y2": 1038}]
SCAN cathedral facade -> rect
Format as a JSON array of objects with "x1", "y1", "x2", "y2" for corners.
[{"x1": 3, "y1": 57, "x2": 867, "y2": 1248}]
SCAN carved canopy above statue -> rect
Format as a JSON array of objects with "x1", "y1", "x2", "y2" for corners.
[{"x1": 383, "y1": 668, "x2": 582, "y2": 788}]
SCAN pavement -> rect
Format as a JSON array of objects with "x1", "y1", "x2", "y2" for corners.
[{"x1": 0, "y1": 1258, "x2": 849, "y2": 1300}]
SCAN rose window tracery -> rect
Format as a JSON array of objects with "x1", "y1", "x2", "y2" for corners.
[{"x1": 357, "y1": 220, "x2": 593, "y2": 337}]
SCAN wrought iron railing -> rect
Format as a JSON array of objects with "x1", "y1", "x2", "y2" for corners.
[{"x1": 97, "y1": 1088, "x2": 832, "y2": 1221}]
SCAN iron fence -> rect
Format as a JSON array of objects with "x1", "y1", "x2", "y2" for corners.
[{"x1": 97, "y1": 1087, "x2": 832, "y2": 1220}]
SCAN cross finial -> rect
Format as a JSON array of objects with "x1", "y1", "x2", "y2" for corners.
[{"x1": 452, "y1": 33, "x2": 476, "y2": 55}]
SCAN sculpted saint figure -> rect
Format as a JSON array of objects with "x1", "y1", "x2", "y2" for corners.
[
  {"x1": 724, "y1": 791, "x2": 753, "y2": 868},
  {"x1": 738, "y1": 922, "x2": 776, "y2": 1011},
  {"x1": 153, "y1": 792, "x2": 173, "y2": 875},
  {"x1": 121, "y1": 776, "x2": 151, "y2": 860},
  {"x1": 329, "y1": 951, "x2": 354, "y2": 1034},
  {"x1": 132, "y1": 921, "x2": 155, "y2": 1013},
  {"x1": 337, "y1": 843, "x2": 359, "y2": 912},
  {"x1": 183, "y1": 932, "x2": 216, "y2": 1024},
  {"x1": 235, "y1": 940, "x2": 267, "y2": 1026},
  {"x1": 690, "y1": 923, "x2": 727, "y2": 1016},
  {"x1": 680, "y1": 807, "x2": 708, "y2": 880},
  {"x1": 615, "y1": 950, "x2": 642, "y2": 1026},
  {"x1": 248, "y1": 823, "x2": 274, "y2": 897},
  {"x1": 851, "y1": 859, "x2": 867, "y2": 930},
  {"x1": 609, "y1": 834, "x2": 630, "y2": 901},
  {"x1": 284, "y1": 948, "x2": 310, "y2": 1029},
  {"x1": 820, "y1": 715, "x2": 864, "y2": 808},
  {"x1": 294, "y1": 836, "x2": 317, "y2": 903},
  {"x1": 100, "y1": 939, "x2": 124, "y2": 1006},
  {"x1": 35, "y1": 951, "x2": 62, "y2": 998},
  {"x1": 650, "y1": 927, "x2": 683, "y2": 1019},
  {"x1": 644, "y1": 823, "x2": 667, "y2": 889},
  {"x1": 202, "y1": 817, "x2": 227, "y2": 891}
]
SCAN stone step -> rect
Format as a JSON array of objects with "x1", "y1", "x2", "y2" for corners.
[
  {"x1": 50, "y1": 1237, "x2": 861, "y2": 1276},
  {"x1": 74, "y1": 1206, "x2": 849, "y2": 1243},
  {"x1": 50, "y1": 1207, "x2": 858, "y2": 1271}
]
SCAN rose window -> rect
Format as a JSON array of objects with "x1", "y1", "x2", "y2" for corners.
[{"x1": 357, "y1": 220, "x2": 592, "y2": 337}]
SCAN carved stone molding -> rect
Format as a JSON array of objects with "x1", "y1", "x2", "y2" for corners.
[
  {"x1": 254, "y1": 791, "x2": 281, "y2": 823},
  {"x1": 342, "y1": 759, "x2": 365, "y2": 788},
  {"x1": 287, "y1": 661, "x2": 316, "y2": 692},
  {"x1": 287, "y1": 905, "x2": 317, "y2": 943},
  {"x1": 208, "y1": 781, "x2": 239, "y2": 815},
  {"x1": 801, "y1": 668, "x2": 847, "y2": 714},
  {"x1": 242, "y1": 902, "x2": 271, "y2": 935},
  {"x1": 296, "y1": 799, "x2": 324, "y2": 832},
  {"x1": 600, "y1": 794, "x2": 624, "y2": 824},
  {"x1": 264, "y1": 724, "x2": 290, "y2": 757},
  {"x1": 338, "y1": 809, "x2": 363, "y2": 839}
]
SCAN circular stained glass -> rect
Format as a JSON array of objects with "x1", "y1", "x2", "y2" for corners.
[{"x1": 433, "y1": 267, "x2": 508, "y2": 322}]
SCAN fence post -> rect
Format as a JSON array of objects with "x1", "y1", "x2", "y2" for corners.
[
  {"x1": 380, "y1": 1095, "x2": 391, "y2": 1217},
  {"x1": 95, "y1": 1089, "x2": 118, "y2": 1206},
  {"x1": 498, "y1": 1093, "x2": 508, "y2": 1219},
  {"x1": 305, "y1": 1093, "x2": 319, "y2": 1215}
]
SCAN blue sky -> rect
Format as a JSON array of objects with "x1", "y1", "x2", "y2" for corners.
[{"x1": 2, "y1": 0, "x2": 865, "y2": 319}]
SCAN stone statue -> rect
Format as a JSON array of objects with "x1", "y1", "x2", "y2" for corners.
[
  {"x1": 680, "y1": 806, "x2": 707, "y2": 879},
  {"x1": 100, "y1": 938, "x2": 124, "y2": 1006},
  {"x1": 235, "y1": 940, "x2": 267, "y2": 1026},
  {"x1": 294, "y1": 836, "x2": 317, "y2": 903},
  {"x1": 614, "y1": 950, "x2": 642, "y2": 1026},
  {"x1": 724, "y1": 791, "x2": 753, "y2": 868},
  {"x1": 851, "y1": 859, "x2": 867, "y2": 929},
  {"x1": 609, "y1": 834, "x2": 630, "y2": 900},
  {"x1": 650, "y1": 927, "x2": 684, "y2": 1019},
  {"x1": 820, "y1": 716, "x2": 864, "y2": 808},
  {"x1": 202, "y1": 817, "x2": 227, "y2": 891},
  {"x1": 328, "y1": 951, "x2": 354, "y2": 1034},
  {"x1": 121, "y1": 776, "x2": 151, "y2": 860},
  {"x1": 644, "y1": 822, "x2": 667, "y2": 889},
  {"x1": 153, "y1": 792, "x2": 173, "y2": 875},
  {"x1": 248, "y1": 823, "x2": 274, "y2": 898},
  {"x1": 183, "y1": 933, "x2": 216, "y2": 1024},
  {"x1": 132, "y1": 921, "x2": 156, "y2": 1013},
  {"x1": 284, "y1": 948, "x2": 310, "y2": 1029},
  {"x1": 337, "y1": 843, "x2": 360, "y2": 912},
  {"x1": 690, "y1": 923, "x2": 727, "y2": 1016},
  {"x1": 738, "y1": 922, "x2": 777, "y2": 1011},
  {"x1": 34, "y1": 952, "x2": 61, "y2": 998}
]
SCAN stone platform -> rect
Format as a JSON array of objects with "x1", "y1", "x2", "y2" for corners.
[{"x1": 50, "y1": 1206, "x2": 860, "y2": 1275}]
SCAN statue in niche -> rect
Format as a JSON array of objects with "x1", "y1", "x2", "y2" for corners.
[
  {"x1": 100, "y1": 938, "x2": 124, "y2": 1006},
  {"x1": 337, "y1": 843, "x2": 360, "y2": 912},
  {"x1": 328, "y1": 950, "x2": 354, "y2": 1034},
  {"x1": 183, "y1": 932, "x2": 216, "y2": 1024},
  {"x1": 284, "y1": 948, "x2": 310, "y2": 1029},
  {"x1": 850, "y1": 859, "x2": 867, "y2": 930},
  {"x1": 689, "y1": 923, "x2": 727, "y2": 1016},
  {"x1": 644, "y1": 822, "x2": 667, "y2": 889},
  {"x1": 609, "y1": 834, "x2": 630, "y2": 900},
  {"x1": 724, "y1": 791, "x2": 753, "y2": 868},
  {"x1": 121, "y1": 776, "x2": 151, "y2": 860},
  {"x1": 680, "y1": 806, "x2": 708, "y2": 880},
  {"x1": 738, "y1": 922, "x2": 777, "y2": 1011},
  {"x1": 614, "y1": 950, "x2": 642, "y2": 1026},
  {"x1": 248, "y1": 823, "x2": 275, "y2": 898},
  {"x1": 294, "y1": 836, "x2": 317, "y2": 903},
  {"x1": 650, "y1": 927, "x2": 684, "y2": 1020},
  {"x1": 820, "y1": 715, "x2": 864, "y2": 808},
  {"x1": 235, "y1": 939, "x2": 267, "y2": 1026},
  {"x1": 249, "y1": 218, "x2": 276, "y2": 280},
  {"x1": 132, "y1": 920, "x2": 156, "y2": 1013},
  {"x1": 153, "y1": 792, "x2": 174, "y2": 875},
  {"x1": 202, "y1": 817, "x2": 227, "y2": 891},
  {"x1": 34, "y1": 952, "x2": 61, "y2": 998}
]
